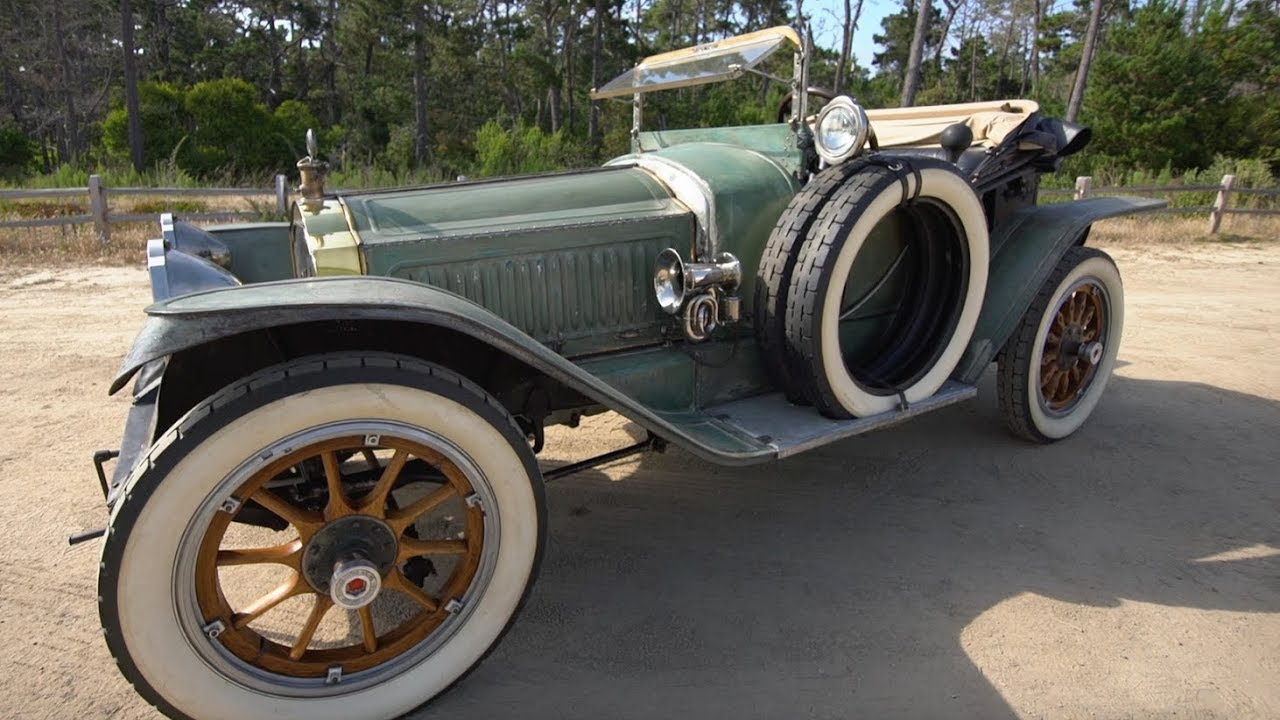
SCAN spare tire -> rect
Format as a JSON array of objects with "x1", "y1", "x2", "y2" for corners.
[
  {"x1": 755, "y1": 160, "x2": 880, "y2": 403},
  {"x1": 784, "y1": 158, "x2": 989, "y2": 418}
]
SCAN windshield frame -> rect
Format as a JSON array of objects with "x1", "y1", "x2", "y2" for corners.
[{"x1": 591, "y1": 27, "x2": 802, "y2": 101}]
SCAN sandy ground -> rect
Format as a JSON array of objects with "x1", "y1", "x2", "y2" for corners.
[{"x1": 0, "y1": 235, "x2": 1277, "y2": 719}]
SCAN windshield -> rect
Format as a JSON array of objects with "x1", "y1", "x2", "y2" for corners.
[{"x1": 592, "y1": 26, "x2": 800, "y2": 100}]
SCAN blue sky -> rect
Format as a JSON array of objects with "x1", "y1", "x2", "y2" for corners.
[{"x1": 803, "y1": 0, "x2": 897, "y2": 68}]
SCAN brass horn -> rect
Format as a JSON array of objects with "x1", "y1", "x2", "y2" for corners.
[{"x1": 653, "y1": 248, "x2": 741, "y2": 315}]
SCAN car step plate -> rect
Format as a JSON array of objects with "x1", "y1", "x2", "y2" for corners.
[{"x1": 707, "y1": 380, "x2": 977, "y2": 459}]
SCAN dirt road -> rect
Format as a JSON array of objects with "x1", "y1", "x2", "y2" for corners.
[{"x1": 0, "y1": 236, "x2": 1277, "y2": 719}]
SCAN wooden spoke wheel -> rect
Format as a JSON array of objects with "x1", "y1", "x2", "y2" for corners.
[
  {"x1": 998, "y1": 247, "x2": 1125, "y2": 443},
  {"x1": 99, "y1": 355, "x2": 545, "y2": 720},
  {"x1": 1039, "y1": 280, "x2": 1107, "y2": 414},
  {"x1": 194, "y1": 433, "x2": 486, "y2": 678}
]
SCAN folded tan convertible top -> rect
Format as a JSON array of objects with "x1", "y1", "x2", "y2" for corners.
[{"x1": 868, "y1": 100, "x2": 1040, "y2": 149}]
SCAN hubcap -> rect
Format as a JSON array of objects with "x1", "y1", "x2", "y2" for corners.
[{"x1": 330, "y1": 558, "x2": 382, "y2": 610}]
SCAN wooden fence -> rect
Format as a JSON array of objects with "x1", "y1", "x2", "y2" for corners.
[
  {"x1": 2, "y1": 172, "x2": 1278, "y2": 245},
  {"x1": 0, "y1": 173, "x2": 290, "y2": 244},
  {"x1": 1040, "y1": 174, "x2": 1280, "y2": 234}
]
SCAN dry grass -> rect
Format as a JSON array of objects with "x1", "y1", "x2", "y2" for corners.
[
  {"x1": 2, "y1": 204, "x2": 1277, "y2": 269},
  {"x1": 1090, "y1": 214, "x2": 1280, "y2": 246},
  {"x1": 0, "y1": 191, "x2": 282, "y2": 267},
  {"x1": 0, "y1": 224, "x2": 150, "y2": 267}
]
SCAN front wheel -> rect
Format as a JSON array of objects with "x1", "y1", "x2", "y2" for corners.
[
  {"x1": 99, "y1": 354, "x2": 545, "y2": 720},
  {"x1": 997, "y1": 247, "x2": 1125, "y2": 443}
]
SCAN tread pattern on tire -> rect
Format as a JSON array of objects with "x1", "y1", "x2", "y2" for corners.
[
  {"x1": 98, "y1": 352, "x2": 545, "y2": 720},
  {"x1": 754, "y1": 160, "x2": 875, "y2": 402},
  {"x1": 783, "y1": 163, "x2": 906, "y2": 415},
  {"x1": 996, "y1": 245, "x2": 1113, "y2": 443}
]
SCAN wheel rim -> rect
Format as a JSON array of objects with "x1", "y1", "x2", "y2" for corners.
[
  {"x1": 1039, "y1": 278, "x2": 1109, "y2": 416},
  {"x1": 175, "y1": 420, "x2": 499, "y2": 696}
]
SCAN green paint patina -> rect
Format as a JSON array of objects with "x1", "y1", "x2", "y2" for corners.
[
  {"x1": 203, "y1": 222, "x2": 293, "y2": 284},
  {"x1": 318, "y1": 146, "x2": 798, "y2": 360},
  {"x1": 344, "y1": 166, "x2": 692, "y2": 357},
  {"x1": 611, "y1": 142, "x2": 799, "y2": 307},
  {"x1": 952, "y1": 195, "x2": 1166, "y2": 383},
  {"x1": 637, "y1": 124, "x2": 803, "y2": 177}
]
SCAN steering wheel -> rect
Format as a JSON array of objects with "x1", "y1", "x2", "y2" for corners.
[{"x1": 776, "y1": 87, "x2": 838, "y2": 124}]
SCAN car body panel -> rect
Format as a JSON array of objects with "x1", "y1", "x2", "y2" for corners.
[
  {"x1": 284, "y1": 146, "x2": 798, "y2": 358},
  {"x1": 636, "y1": 124, "x2": 804, "y2": 177},
  {"x1": 610, "y1": 142, "x2": 800, "y2": 300},
  {"x1": 350, "y1": 167, "x2": 691, "y2": 356},
  {"x1": 951, "y1": 195, "x2": 1167, "y2": 383},
  {"x1": 199, "y1": 222, "x2": 293, "y2": 283},
  {"x1": 106, "y1": 275, "x2": 776, "y2": 463}
]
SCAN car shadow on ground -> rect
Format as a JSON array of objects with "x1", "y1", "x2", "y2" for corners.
[{"x1": 422, "y1": 370, "x2": 1280, "y2": 719}]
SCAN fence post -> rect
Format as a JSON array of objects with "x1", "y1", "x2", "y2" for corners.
[
  {"x1": 1207, "y1": 174, "x2": 1236, "y2": 235},
  {"x1": 275, "y1": 174, "x2": 289, "y2": 215},
  {"x1": 1074, "y1": 176, "x2": 1092, "y2": 201},
  {"x1": 88, "y1": 174, "x2": 110, "y2": 245}
]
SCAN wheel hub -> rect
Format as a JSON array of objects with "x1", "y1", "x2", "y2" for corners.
[
  {"x1": 1079, "y1": 340, "x2": 1104, "y2": 366},
  {"x1": 301, "y1": 515, "x2": 398, "y2": 594}
]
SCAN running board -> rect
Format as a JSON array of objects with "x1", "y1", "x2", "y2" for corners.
[{"x1": 702, "y1": 380, "x2": 978, "y2": 459}]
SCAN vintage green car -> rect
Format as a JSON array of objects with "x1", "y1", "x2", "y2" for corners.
[{"x1": 88, "y1": 25, "x2": 1160, "y2": 720}]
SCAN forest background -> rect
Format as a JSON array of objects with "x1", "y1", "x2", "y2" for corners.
[{"x1": 0, "y1": 0, "x2": 1277, "y2": 190}]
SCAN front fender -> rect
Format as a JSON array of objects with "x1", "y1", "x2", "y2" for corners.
[
  {"x1": 952, "y1": 196, "x2": 1166, "y2": 382},
  {"x1": 110, "y1": 275, "x2": 769, "y2": 464}
]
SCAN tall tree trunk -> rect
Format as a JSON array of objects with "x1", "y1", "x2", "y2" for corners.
[
  {"x1": 265, "y1": 6, "x2": 282, "y2": 106},
  {"x1": 1018, "y1": 27, "x2": 1029, "y2": 96},
  {"x1": 122, "y1": 0, "x2": 144, "y2": 172},
  {"x1": 1031, "y1": 0, "x2": 1042, "y2": 91},
  {"x1": 996, "y1": 11, "x2": 1017, "y2": 93},
  {"x1": 933, "y1": 0, "x2": 961, "y2": 67},
  {"x1": 153, "y1": 0, "x2": 171, "y2": 79},
  {"x1": 900, "y1": 0, "x2": 932, "y2": 106},
  {"x1": 835, "y1": 0, "x2": 865, "y2": 94},
  {"x1": 588, "y1": 0, "x2": 604, "y2": 149},
  {"x1": 1066, "y1": 0, "x2": 1103, "y2": 123},
  {"x1": 564, "y1": 13, "x2": 575, "y2": 134},
  {"x1": 548, "y1": 86, "x2": 562, "y2": 133},
  {"x1": 51, "y1": 2, "x2": 81, "y2": 160},
  {"x1": 968, "y1": 21, "x2": 978, "y2": 100},
  {"x1": 412, "y1": 3, "x2": 431, "y2": 167},
  {"x1": 324, "y1": 0, "x2": 339, "y2": 125}
]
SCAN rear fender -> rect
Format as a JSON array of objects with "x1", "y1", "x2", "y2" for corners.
[{"x1": 952, "y1": 196, "x2": 1165, "y2": 383}]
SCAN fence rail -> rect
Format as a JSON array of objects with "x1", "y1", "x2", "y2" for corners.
[
  {"x1": 0, "y1": 173, "x2": 290, "y2": 244},
  {"x1": 2, "y1": 172, "x2": 1277, "y2": 244},
  {"x1": 1039, "y1": 174, "x2": 1280, "y2": 234}
]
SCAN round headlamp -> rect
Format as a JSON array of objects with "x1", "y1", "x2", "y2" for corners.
[{"x1": 814, "y1": 96, "x2": 870, "y2": 165}]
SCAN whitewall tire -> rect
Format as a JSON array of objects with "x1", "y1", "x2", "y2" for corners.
[
  {"x1": 99, "y1": 354, "x2": 545, "y2": 720},
  {"x1": 997, "y1": 246, "x2": 1124, "y2": 442},
  {"x1": 784, "y1": 158, "x2": 989, "y2": 418}
]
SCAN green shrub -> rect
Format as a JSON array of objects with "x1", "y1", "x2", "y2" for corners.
[
  {"x1": 101, "y1": 82, "x2": 191, "y2": 169},
  {"x1": 472, "y1": 121, "x2": 590, "y2": 177},
  {"x1": 0, "y1": 123, "x2": 35, "y2": 179}
]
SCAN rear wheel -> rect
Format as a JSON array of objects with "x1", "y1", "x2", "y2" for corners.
[
  {"x1": 99, "y1": 354, "x2": 545, "y2": 720},
  {"x1": 998, "y1": 247, "x2": 1124, "y2": 442}
]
